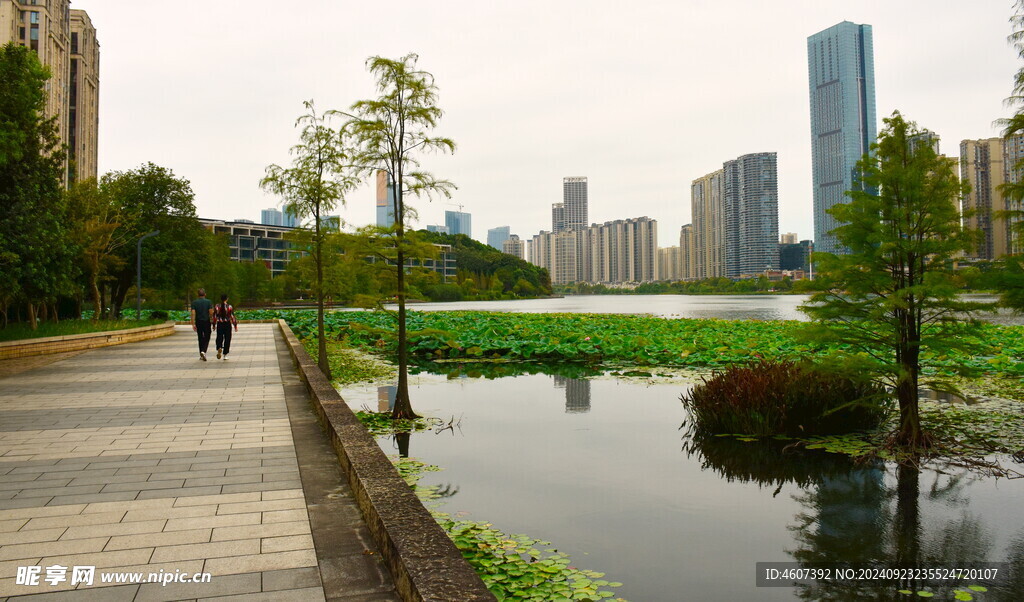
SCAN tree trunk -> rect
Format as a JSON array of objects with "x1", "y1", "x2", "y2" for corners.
[
  {"x1": 392, "y1": 241, "x2": 419, "y2": 419},
  {"x1": 27, "y1": 303, "x2": 37, "y2": 330},
  {"x1": 315, "y1": 219, "x2": 331, "y2": 380},
  {"x1": 90, "y1": 275, "x2": 102, "y2": 323}
]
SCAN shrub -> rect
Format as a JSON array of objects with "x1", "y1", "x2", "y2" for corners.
[
  {"x1": 680, "y1": 360, "x2": 887, "y2": 436},
  {"x1": 149, "y1": 310, "x2": 169, "y2": 320}
]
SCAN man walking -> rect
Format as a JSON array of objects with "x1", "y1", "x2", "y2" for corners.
[{"x1": 190, "y1": 288, "x2": 213, "y2": 361}]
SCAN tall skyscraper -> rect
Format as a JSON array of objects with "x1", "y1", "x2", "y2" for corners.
[
  {"x1": 2, "y1": 0, "x2": 99, "y2": 186},
  {"x1": 723, "y1": 152, "x2": 779, "y2": 277},
  {"x1": 691, "y1": 169, "x2": 725, "y2": 279},
  {"x1": 375, "y1": 170, "x2": 396, "y2": 228},
  {"x1": 563, "y1": 177, "x2": 588, "y2": 231},
  {"x1": 445, "y1": 210, "x2": 471, "y2": 237},
  {"x1": 487, "y1": 226, "x2": 511, "y2": 250},
  {"x1": 808, "y1": 21, "x2": 876, "y2": 255},
  {"x1": 961, "y1": 136, "x2": 1024, "y2": 259}
]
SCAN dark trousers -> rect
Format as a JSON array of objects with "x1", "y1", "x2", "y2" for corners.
[
  {"x1": 216, "y1": 323, "x2": 233, "y2": 355},
  {"x1": 196, "y1": 321, "x2": 212, "y2": 353}
]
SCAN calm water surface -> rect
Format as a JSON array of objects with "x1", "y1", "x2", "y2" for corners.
[
  {"x1": 384, "y1": 294, "x2": 1023, "y2": 325},
  {"x1": 345, "y1": 372, "x2": 1024, "y2": 601}
]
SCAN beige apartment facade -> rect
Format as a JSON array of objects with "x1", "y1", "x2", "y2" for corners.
[
  {"x1": 1, "y1": 0, "x2": 98, "y2": 184},
  {"x1": 528, "y1": 217, "x2": 658, "y2": 285},
  {"x1": 960, "y1": 136, "x2": 1024, "y2": 259},
  {"x1": 692, "y1": 169, "x2": 725, "y2": 279},
  {"x1": 68, "y1": 9, "x2": 98, "y2": 182},
  {"x1": 679, "y1": 224, "x2": 695, "y2": 280}
]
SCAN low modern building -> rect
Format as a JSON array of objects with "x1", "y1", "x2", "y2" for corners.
[
  {"x1": 199, "y1": 218, "x2": 457, "y2": 282},
  {"x1": 200, "y1": 219, "x2": 293, "y2": 276}
]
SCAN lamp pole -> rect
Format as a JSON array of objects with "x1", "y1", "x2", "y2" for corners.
[{"x1": 136, "y1": 230, "x2": 160, "y2": 320}]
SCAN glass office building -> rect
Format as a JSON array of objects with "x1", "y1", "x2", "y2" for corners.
[{"x1": 807, "y1": 21, "x2": 876, "y2": 255}]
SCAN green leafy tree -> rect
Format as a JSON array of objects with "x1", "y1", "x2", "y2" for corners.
[
  {"x1": 102, "y1": 163, "x2": 205, "y2": 317},
  {"x1": 66, "y1": 179, "x2": 132, "y2": 320},
  {"x1": 0, "y1": 43, "x2": 74, "y2": 328},
  {"x1": 995, "y1": 1, "x2": 1024, "y2": 311},
  {"x1": 261, "y1": 101, "x2": 359, "y2": 379},
  {"x1": 345, "y1": 54, "x2": 456, "y2": 419},
  {"x1": 801, "y1": 111, "x2": 993, "y2": 448}
]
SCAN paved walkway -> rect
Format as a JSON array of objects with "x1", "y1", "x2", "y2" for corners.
[{"x1": 0, "y1": 325, "x2": 397, "y2": 601}]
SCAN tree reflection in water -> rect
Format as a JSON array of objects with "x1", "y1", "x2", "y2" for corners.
[{"x1": 685, "y1": 434, "x2": 1024, "y2": 600}]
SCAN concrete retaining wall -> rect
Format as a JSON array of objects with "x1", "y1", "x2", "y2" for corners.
[
  {"x1": 277, "y1": 319, "x2": 495, "y2": 602},
  {"x1": 0, "y1": 321, "x2": 175, "y2": 360}
]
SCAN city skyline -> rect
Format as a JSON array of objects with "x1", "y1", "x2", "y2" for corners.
[{"x1": 72, "y1": 1, "x2": 1017, "y2": 246}]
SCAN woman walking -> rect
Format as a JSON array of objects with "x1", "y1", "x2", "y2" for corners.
[{"x1": 213, "y1": 294, "x2": 238, "y2": 360}]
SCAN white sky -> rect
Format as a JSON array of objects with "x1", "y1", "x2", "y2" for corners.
[{"x1": 75, "y1": 0, "x2": 1020, "y2": 246}]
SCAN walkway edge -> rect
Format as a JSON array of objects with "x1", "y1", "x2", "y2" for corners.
[
  {"x1": 276, "y1": 319, "x2": 496, "y2": 602},
  {"x1": 0, "y1": 320, "x2": 174, "y2": 359}
]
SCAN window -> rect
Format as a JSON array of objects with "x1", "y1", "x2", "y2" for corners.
[{"x1": 29, "y1": 11, "x2": 39, "y2": 23}]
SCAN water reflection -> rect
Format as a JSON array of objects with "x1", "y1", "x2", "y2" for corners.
[
  {"x1": 377, "y1": 385, "x2": 396, "y2": 412},
  {"x1": 686, "y1": 434, "x2": 1022, "y2": 599},
  {"x1": 553, "y1": 376, "x2": 592, "y2": 414}
]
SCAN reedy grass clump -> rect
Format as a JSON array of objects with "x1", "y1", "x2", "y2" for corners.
[{"x1": 681, "y1": 360, "x2": 888, "y2": 437}]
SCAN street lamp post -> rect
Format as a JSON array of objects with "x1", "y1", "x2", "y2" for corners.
[{"x1": 136, "y1": 230, "x2": 160, "y2": 320}]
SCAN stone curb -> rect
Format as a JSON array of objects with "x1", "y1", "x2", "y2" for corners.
[
  {"x1": 276, "y1": 319, "x2": 495, "y2": 602},
  {"x1": 0, "y1": 321, "x2": 175, "y2": 360}
]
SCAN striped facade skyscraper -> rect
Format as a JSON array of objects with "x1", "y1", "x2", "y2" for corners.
[{"x1": 807, "y1": 21, "x2": 876, "y2": 255}]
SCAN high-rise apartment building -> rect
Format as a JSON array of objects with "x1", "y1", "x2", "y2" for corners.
[
  {"x1": 551, "y1": 203, "x2": 566, "y2": 233},
  {"x1": 723, "y1": 153, "x2": 779, "y2": 277},
  {"x1": 261, "y1": 208, "x2": 283, "y2": 226},
  {"x1": 502, "y1": 234, "x2": 525, "y2": 260},
  {"x1": 657, "y1": 247, "x2": 683, "y2": 282},
  {"x1": 68, "y1": 9, "x2": 98, "y2": 183},
  {"x1": 2, "y1": 0, "x2": 99, "y2": 185},
  {"x1": 691, "y1": 169, "x2": 725, "y2": 279},
  {"x1": 808, "y1": 21, "x2": 876, "y2": 255},
  {"x1": 445, "y1": 210, "x2": 471, "y2": 237},
  {"x1": 562, "y1": 177, "x2": 588, "y2": 231},
  {"x1": 487, "y1": 226, "x2": 511, "y2": 250},
  {"x1": 375, "y1": 170, "x2": 396, "y2": 228},
  {"x1": 528, "y1": 217, "x2": 657, "y2": 285},
  {"x1": 780, "y1": 232, "x2": 798, "y2": 245},
  {"x1": 679, "y1": 224, "x2": 695, "y2": 281},
  {"x1": 960, "y1": 136, "x2": 1024, "y2": 259}
]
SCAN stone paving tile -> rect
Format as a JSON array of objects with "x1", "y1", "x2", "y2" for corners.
[{"x1": 0, "y1": 326, "x2": 337, "y2": 600}]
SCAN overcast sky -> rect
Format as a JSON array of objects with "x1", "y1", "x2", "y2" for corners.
[{"x1": 75, "y1": 0, "x2": 1020, "y2": 246}]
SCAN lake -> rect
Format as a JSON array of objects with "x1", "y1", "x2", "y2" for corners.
[
  {"x1": 343, "y1": 371, "x2": 1024, "y2": 601},
  {"x1": 384, "y1": 294, "x2": 1024, "y2": 325}
]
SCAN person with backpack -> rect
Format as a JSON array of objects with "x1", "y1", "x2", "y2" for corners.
[{"x1": 213, "y1": 294, "x2": 239, "y2": 360}]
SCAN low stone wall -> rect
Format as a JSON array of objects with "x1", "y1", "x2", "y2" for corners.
[
  {"x1": 0, "y1": 321, "x2": 175, "y2": 360},
  {"x1": 276, "y1": 319, "x2": 495, "y2": 602}
]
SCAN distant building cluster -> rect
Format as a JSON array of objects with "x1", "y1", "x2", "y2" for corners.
[
  {"x1": 526, "y1": 177, "x2": 657, "y2": 285},
  {"x1": 1, "y1": 0, "x2": 99, "y2": 185}
]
